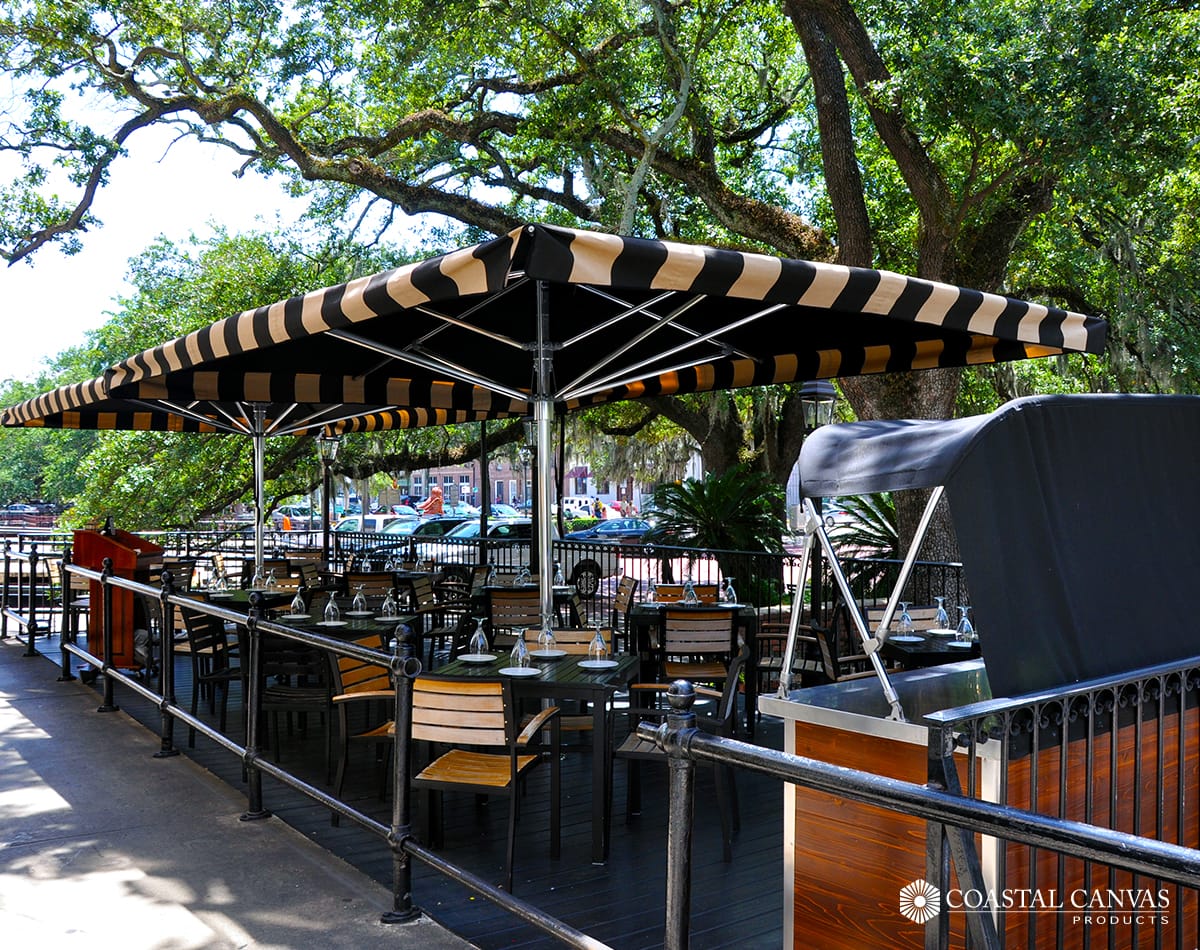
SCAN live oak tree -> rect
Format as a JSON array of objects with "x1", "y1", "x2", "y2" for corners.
[{"x1": 3, "y1": 0, "x2": 1197, "y2": 544}]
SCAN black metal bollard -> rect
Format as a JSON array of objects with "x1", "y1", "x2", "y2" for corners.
[
  {"x1": 58, "y1": 545, "x2": 76, "y2": 682},
  {"x1": 154, "y1": 571, "x2": 180, "y2": 758},
  {"x1": 383, "y1": 623, "x2": 423, "y2": 924},
  {"x1": 98, "y1": 558, "x2": 119, "y2": 712},
  {"x1": 1, "y1": 541, "x2": 10, "y2": 641},
  {"x1": 662, "y1": 680, "x2": 698, "y2": 950},
  {"x1": 241, "y1": 591, "x2": 270, "y2": 820},
  {"x1": 23, "y1": 543, "x2": 40, "y2": 657}
]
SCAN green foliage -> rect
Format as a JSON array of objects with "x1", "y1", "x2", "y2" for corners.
[{"x1": 650, "y1": 465, "x2": 786, "y2": 555}]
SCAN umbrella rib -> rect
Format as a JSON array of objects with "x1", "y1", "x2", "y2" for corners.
[
  {"x1": 406, "y1": 277, "x2": 531, "y2": 351},
  {"x1": 558, "y1": 292, "x2": 709, "y2": 399},
  {"x1": 263, "y1": 403, "x2": 301, "y2": 436},
  {"x1": 559, "y1": 302, "x2": 789, "y2": 402},
  {"x1": 270, "y1": 404, "x2": 401, "y2": 436},
  {"x1": 325, "y1": 328, "x2": 530, "y2": 403},
  {"x1": 129, "y1": 398, "x2": 246, "y2": 434},
  {"x1": 557, "y1": 290, "x2": 681, "y2": 348}
]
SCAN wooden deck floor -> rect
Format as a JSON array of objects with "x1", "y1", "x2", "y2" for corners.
[{"x1": 38, "y1": 636, "x2": 785, "y2": 949}]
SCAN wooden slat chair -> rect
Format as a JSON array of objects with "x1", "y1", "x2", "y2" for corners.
[
  {"x1": 866, "y1": 604, "x2": 944, "y2": 633},
  {"x1": 406, "y1": 574, "x2": 469, "y2": 666},
  {"x1": 659, "y1": 606, "x2": 739, "y2": 686},
  {"x1": 412, "y1": 675, "x2": 561, "y2": 892},
  {"x1": 756, "y1": 610, "x2": 822, "y2": 693},
  {"x1": 296, "y1": 561, "x2": 321, "y2": 588},
  {"x1": 616, "y1": 646, "x2": 748, "y2": 862},
  {"x1": 59, "y1": 561, "x2": 90, "y2": 638},
  {"x1": 486, "y1": 587, "x2": 544, "y2": 650},
  {"x1": 520, "y1": 626, "x2": 616, "y2": 738},
  {"x1": 258, "y1": 634, "x2": 334, "y2": 780},
  {"x1": 811, "y1": 623, "x2": 877, "y2": 684},
  {"x1": 610, "y1": 575, "x2": 639, "y2": 654},
  {"x1": 240, "y1": 557, "x2": 290, "y2": 588},
  {"x1": 180, "y1": 605, "x2": 245, "y2": 747},
  {"x1": 653, "y1": 582, "x2": 719, "y2": 604},
  {"x1": 328, "y1": 633, "x2": 394, "y2": 823}
]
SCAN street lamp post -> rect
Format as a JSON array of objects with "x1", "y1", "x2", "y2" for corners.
[
  {"x1": 316, "y1": 433, "x2": 341, "y2": 566},
  {"x1": 800, "y1": 380, "x2": 837, "y2": 624}
]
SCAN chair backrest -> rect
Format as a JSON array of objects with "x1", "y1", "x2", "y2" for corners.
[
  {"x1": 613, "y1": 576, "x2": 638, "y2": 613},
  {"x1": 330, "y1": 634, "x2": 391, "y2": 697},
  {"x1": 522, "y1": 627, "x2": 612, "y2": 654},
  {"x1": 654, "y1": 583, "x2": 718, "y2": 604},
  {"x1": 412, "y1": 676, "x2": 511, "y2": 748},
  {"x1": 346, "y1": 572, "x2": 397, "y2": 598},
  {"x1": 408, "y1": 574, "x2": 440, "y2": 610},
  {"x1": 181, "y1": 605, "x2": 237, "y2": 669},
  {"x1": 811, "y1": 623, "x2": 843, "y2": 681},
  {"x1": 866, "y1": 605, "x2": 943, "y2": 631},
  {"x1": 297, "y1": 561, "x2": 321, "y2": 585},
  {"x1": 488, "y1": 588, "x2": 544, "y2": 633},
  {"x1": 470, "y1": 565, "x2": 491, "y2": 595},
  {"x1": 662, "y1": 607, "x2": 738, "y2": 656}
]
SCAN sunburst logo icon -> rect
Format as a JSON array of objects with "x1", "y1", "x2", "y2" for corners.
[{"x1": 898, "y1": 878, "x2": 941, "y2": 923}]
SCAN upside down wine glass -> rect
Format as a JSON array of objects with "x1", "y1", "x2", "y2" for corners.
[
  {"x1": 588, "y1": 626, "x2": 609, "y2": 662},
  {"x1": 898, "y1": 602, "x2": 914, "y2": 635},
  {"x1": 324, "y1": 592, "x2": 340, "y2": 623},
  {"x1": 956, "y1": 605, "x2": 975, "y2": 642},
  {"x1": 351, "y1": 584, "x2": 368, "y2": 614},
  {"x1": 934, "y1": 596, "x2": 950, "y2": 630},
  {"x1": 468, "y1": 618, "x2": 489, "y2": 656}
]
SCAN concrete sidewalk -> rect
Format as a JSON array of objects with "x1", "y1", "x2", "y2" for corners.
[{"x1": 0, "y1": 640, "x2": 475, "y2": 949}]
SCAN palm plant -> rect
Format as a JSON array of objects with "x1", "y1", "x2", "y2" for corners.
[{"x1": 649, "y1": 466, "x2": 786, "y2": 603}]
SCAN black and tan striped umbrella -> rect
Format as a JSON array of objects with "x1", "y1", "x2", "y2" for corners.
[
  {"x1": 103, "y1": 223, "x2": 1105, "y2": 413},
  {"x1": 1, "y1": 375, "x2": 516, "y2": 435}
]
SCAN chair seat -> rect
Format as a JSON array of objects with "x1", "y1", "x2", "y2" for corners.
[
  {"x1": 416, "y1": 748, "x2": 539, "y2": 789},
  {"x1": 615, "y1": 734, "x2": 659, "y2": 759}
]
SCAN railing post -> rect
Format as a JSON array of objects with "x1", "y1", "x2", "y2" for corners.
[
  {"x1": 155, "y1": 571, "x2": 180, "y2": 758},
  {"x1": 1, "y1": 541, "x2": 10, "y2": 640},
  {"x1": 58, "y1": 545, "x2": 77, "y2": 681},
  {"x1": 241, "y1": 591, "x2": 271, "y2": 820},
  {"x1": 383, "y1": 623, "x2": 423, "y2": 924},
  {"x1": 98, "y1": 557, "x2": 119, "y2": 712},
  {"x1": 24, "y1": 543, "x2": 40, "y2": 656},
  {"x1": 663, "y1": 680, "x2": 698, "y2": 950}
]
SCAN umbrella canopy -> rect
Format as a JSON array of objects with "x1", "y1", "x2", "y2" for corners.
[
  {"x1": 1, "y1": 374, "x2": 512, "y2": 571},
  {"x1": 98, "y1": 223, "x2": 1106, "y2": 619}
]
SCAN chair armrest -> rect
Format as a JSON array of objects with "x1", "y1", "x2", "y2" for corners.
[
  {"x1": 516, "y1": 705, "x2": 560, "y2": 746},
  {"x1": 332, "y1": 689, "x2": 395, "y2": 704}
]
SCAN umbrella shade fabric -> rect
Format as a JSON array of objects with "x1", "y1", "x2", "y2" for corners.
[
  {"x1": 104, "y1": 224, "x2": 1106, "y2": 411},
  {"x1": 1, "y1": 376, "x2": 513, "y2": 436}
]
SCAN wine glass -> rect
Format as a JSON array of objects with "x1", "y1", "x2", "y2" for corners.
[
  {"x1": 509, "y1": 632, "x2": 530, "y2": 668},
  {"x1": 553, "y1": 561, "x2": 565, "y2": 586},
  {"x1": 250, "y1": 567, "x2": 265, "y2": 590},
  {"x1": 265, "y1": 568, "x2": 277, "y2": 590},
  {"x1": 486, "y1": 562, "x2": 498, "y2": 586},
  {"x1": 934, "y1": 596, "x2": 950, "y2": 629},
  {"x1": 898, "y1": 602, "x2": 914, "y2": 635},
  {"x1": 515, "y1": 564, "x2": 531, "y2": 586},
  {"x1": 324, "y1": 592, "x2": 340, "y2": 623},
  {"x1": 956, "y1": 605, "x2": 975, "y2": 642},
  {"x1": 351, "y1": 584, "x2": 368, "y2": 614},
  {"x1": 380, "y1": 588, "x2": 398, "y2": 618},
  {"x1": 588, "y1": 626, "x2": 609, "y2": 662},
  {"x1": 289, "y1": 590, "x2": 307, "y2": 616},
  {"x1": 537, "y1": 624, "x2": 557, "y2": 654},
  {"x1": 721, "y1": 578, "x2": 738, "y2": 603},
  {"x1": 468, "y1": 619, "x2": 489, "y2": 656}
]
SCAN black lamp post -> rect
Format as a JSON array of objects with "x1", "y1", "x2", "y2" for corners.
[
  {"x1": 317, "y1": 433, "x2": 341, "y2": 566},
  {"x1": 800, "y1": 380, "x2": 837, "y2": 623}
]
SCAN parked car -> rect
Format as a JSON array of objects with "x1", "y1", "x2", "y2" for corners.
[
  {"x1": 488, "y1": 503, "x2": 521, "y2": 518},
  {"x1": 333, "y1": 513, "x2": 404, "y2": 533},
  {"x1": 387, "y1": 504, "x2": 422, "y2": 518},
  {"x1": 271, "y1": 504, "x2": 316, "y2": 530},
  {"x1": 349, "y1": 516, "x2": 474, "y2": 569},
  {"x1": 563, "y1": 518, "x2": 652, "y2": 543},
  {"x1": 442, "y1": 501, "x2": 481, "y2": 517}
]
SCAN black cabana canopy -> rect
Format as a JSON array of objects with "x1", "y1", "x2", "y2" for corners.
[{"x1": 799, "y1": 394, "x2": 1200, "y2": 698}]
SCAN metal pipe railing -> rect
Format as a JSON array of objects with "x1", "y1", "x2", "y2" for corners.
[{"x1": 55, "y1": 560, "x2": 613, "y2": 950}]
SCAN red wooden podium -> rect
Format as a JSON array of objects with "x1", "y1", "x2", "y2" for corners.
[{"x1": 73, "y1": 528, "x2": 165, "y2": 668}]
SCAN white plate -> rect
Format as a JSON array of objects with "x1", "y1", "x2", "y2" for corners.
[
  {"x1": 208, "y1": 592, "x2": 235, "y2": 599},
  {"x1": 316, "y1": 620, "x2": 349, "y2": 627},
  {"x1": 374, "y1": 615, "x2": 405, "y2": 623},
  {"x1": 578, "y1": 659, "x2": 618, "y2": 670},
  {"x1": 499, "y1": 667, "x2": 542, "y2": 677},
  {"x1": 344, "y1": 611, "x2": 375, "y2": 617},
  {"x1": 458, "y1": 653, "x2": 497, "y2": 664},
  {"x1": 278, "y1": 613, "x2": 311, "y2": 621},
  {"x1": 530, "y1": 649, "x2": 567, "y2": 660},
  {"x1": 947, "y1": 640, "x2": 974, "y2": 649},
  {"x1": 927, "y1": 628, "x2": 958, "y2": 637},
  {"x1": 889, "y1": 635, "x2": 924, "y2": 644}
]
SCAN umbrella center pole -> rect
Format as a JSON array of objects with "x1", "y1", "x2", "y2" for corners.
[
  {"x1": 534, "y1": 281, "x2": 557, "y2": 628},
  {"x1": 252, "y1": 404, "x2": 267, "y2": 581}
]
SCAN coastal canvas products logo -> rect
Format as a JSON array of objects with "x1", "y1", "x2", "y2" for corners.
[
  {"x1": 898, "y1": 879, "x2": 942, "y2": 923},
  {"x1": 898, "y1": 878, "x2": 1171, "y2": 927}
]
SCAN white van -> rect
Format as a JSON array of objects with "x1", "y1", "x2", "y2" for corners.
[{"x1": 561, "y1": 495, "x2": 595, "y2": 517}]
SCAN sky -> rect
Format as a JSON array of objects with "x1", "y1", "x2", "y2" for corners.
[{"x1": 0, "y1": 128, "x2": 310, "y2": 385}]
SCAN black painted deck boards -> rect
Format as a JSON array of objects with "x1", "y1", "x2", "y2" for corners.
[{"x1": 36, "y1": 639, "x2": 784, "y2": 949}]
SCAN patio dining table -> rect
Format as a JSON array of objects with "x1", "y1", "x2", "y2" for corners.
[
  {"x1": 879, "y1": 631, "x2": 982, "y2": 669},
  {"x1": 435, "y1": 651, "x2": 641, "y2": 864}
]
